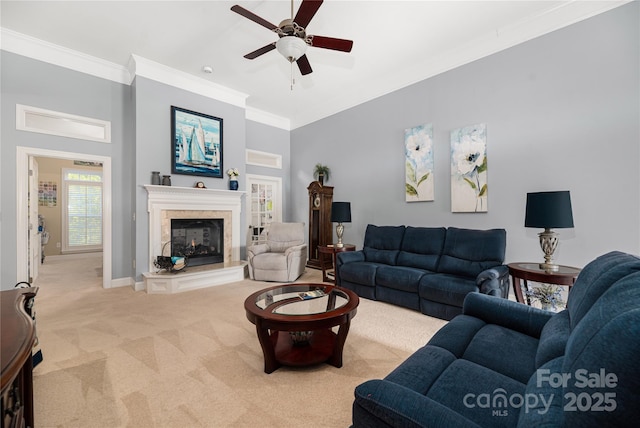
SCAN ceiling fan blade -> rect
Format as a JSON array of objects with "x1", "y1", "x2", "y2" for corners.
[
  {"x1": 309, "y1": 35, "x2": 353, "y2": 52},
  {"x1": 294, "y1": 0, "x2": 323, "y2": 29},
  {"x1": 244, "y1": 43, "x2": 276, "y2": 59},
  {"x1": 297, "y1": 54, "x2": 313, "y2": 75},
  {"x1": 231, "y1": 5, "x2": 278, "y2": 31}
]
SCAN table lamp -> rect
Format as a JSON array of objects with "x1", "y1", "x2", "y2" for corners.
[
  {"x1": 331, "y1": 202, "x2": 351, "y2": 248},
  {"x1": 525, "y1": 191, "x2": 574, "y2": 271}
]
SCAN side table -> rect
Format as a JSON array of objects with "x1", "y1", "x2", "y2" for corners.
[
  {"x1": 508, "y1": 262, "x2": 581, "y2": 305},
  {"x1": 318, "y1": 244, "x2": 356, "y2": 283}
]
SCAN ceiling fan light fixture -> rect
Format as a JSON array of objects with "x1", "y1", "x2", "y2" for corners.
[{"x1": 276, "y1": 36, "x2": 307, "y2": 62}]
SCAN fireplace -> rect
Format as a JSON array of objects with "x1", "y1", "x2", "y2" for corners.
[
  {"x1": 171, "y1": 218, "x2": 224, "y2": 266},
  {"x1": 143, "y1": 185, "x2": 247, "y2": 294}
]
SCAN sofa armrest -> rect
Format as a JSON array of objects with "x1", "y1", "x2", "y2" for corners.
[
  {"x1": 336, "y1": 250, "x2": 365, "y2": 267},
  {"x1": 353, "y1": 379, "x2": 482, "y2": 428},
  {"x1": 476, "y1": 265, "x2": 509, "y2": 298},
  {"x1": 463, "y1": 292, "x2": 554, "y2": 338}
]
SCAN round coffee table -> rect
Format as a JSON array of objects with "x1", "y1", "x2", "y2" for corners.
[{"x1": 244, "y1": 283, "x2": 359, "y2": 373}]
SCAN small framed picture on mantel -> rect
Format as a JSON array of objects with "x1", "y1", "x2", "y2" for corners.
[{"x1": 171, "y1": 106, "x2": 223, "y2": 178}]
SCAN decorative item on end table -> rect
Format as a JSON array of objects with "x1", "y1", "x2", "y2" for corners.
[
  {"x1": 330, "y1": 202, "x2": 351, "y2": 247},
  {"x1": 525, "y1": 191, "x2": 574, "y2": 271},
  {"x1": 313, "y1": 163, "x2": 331, "y2": 185},
  {"x1": 525, "y1": 284, "x2": 565, "y2": 310}
]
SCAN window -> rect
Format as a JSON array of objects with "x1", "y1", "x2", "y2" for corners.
[{"x1": 62, "y1": 169, "x2": 103, "y2": 252}]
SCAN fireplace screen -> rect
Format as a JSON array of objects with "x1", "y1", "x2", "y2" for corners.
[{"x1": 171, "y1": 218, "x2": 224, "y2": 267}]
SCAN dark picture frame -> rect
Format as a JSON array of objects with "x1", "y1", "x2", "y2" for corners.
[{"x1": 171, "y1": 106, "x2": 223, "y2": 178}]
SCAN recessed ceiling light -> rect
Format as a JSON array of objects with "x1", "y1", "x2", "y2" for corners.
[{"x1": 202, "y1": 66, "x2": 213, "y2": 74}]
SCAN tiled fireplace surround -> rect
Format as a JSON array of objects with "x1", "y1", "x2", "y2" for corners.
[{"x1": 143, "y1": 185, "x2": 247, "y2": 294}]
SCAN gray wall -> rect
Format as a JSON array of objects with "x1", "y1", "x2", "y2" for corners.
[
  {"x1": 0, "y1": 51, "x2": 134, "y2": 288},
  {"x1": 290, "y1": 3, "x2": 640, "y2": 268},
  {"x1": 246, "y1": 120, "x2": 292, "y2": 219}
]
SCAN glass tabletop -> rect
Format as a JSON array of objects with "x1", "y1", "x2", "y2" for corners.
[
  {"x1": 254, "y1": 284, "x2": 349, "y2": 316},
  {"x1": 513, "y1": 263, "x2": 581, "y2": 275}
]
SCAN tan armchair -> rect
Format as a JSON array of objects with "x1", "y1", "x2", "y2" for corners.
[{"x1": 247, "y1": 222, "x2": 307, "y2": 282}]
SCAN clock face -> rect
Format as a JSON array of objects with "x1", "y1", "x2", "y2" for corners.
[{"x1": 314, "y1": 194, "x2": 321, "y2": 208}]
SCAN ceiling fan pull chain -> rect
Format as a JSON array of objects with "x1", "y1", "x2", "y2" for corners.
[{"x1": 290, "y1": 61, "x2": 295, "y2": 91}]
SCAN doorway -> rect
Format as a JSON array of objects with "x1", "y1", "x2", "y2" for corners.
[
  {"x1": 246, "y1": 174, "x2": 283, "y2": 246},
  {"x1": 16, "y1": 147, "x2": 112, "y2": 289}
]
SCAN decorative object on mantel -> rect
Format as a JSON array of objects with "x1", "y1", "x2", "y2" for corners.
[
  {"x1": 525, "y1": 190, "x2": 574, "y2": 272},
  {"x1": 194, "y1": 181, "x2": 206, "y2": 189},
  {"x1": 153, "y1": 242, "x2": 187, "y2": 273},
  {"x1": 227, "y1": 168, "x2": 239, "y2": 191},
  {"x1": 525, "y1": 283, "x2": 565, "y2": 311},
  {"x1": 151, "y1": 171, "x2": 161, "y2": 185},
  {"x1": 171, "y1": 106, "x2": 223, "y2": 178},
  {"x1": 162, "y1": 175, "x2": 172, "y2": 186},
  {"x1": 313, "y1": 163, "x2": 331, "y2": 185}
]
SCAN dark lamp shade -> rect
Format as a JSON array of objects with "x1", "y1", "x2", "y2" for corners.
[
  {"x1": 525, "y1": 191, "x2": 574, "y2": 229},
  {"x1": 331, "y1": 202, "x2": 351, "y2": 223}
]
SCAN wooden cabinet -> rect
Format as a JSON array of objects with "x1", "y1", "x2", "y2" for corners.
[
  {"x1": 307, "y1": 181, "x2": 333, "y2": 269},
  {"x1": 1, "y1": 287, "x2": 38, "y2": 428}
]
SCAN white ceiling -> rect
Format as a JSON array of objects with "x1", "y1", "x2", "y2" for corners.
[{"x1": 0, "y1": 1, "x2": 628, "y2": 129}]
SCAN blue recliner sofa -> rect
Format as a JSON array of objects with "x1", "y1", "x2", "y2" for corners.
[
  {"x1": 352, "y1": 251, "x2": 640, "y2": 427},
  {"x1": 336, "y1": 225, "x2": 508, "y2": 320}
]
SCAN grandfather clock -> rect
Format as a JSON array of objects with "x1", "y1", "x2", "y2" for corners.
[{"x1": 307, "y1": 181, "x2": 333, "y2": 269}]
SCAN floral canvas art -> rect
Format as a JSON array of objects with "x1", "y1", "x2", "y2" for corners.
[
  {"x1": 405, "y1": 124, "x2": 434, "y2": 202},
  {"x1": 451, "y1": 124, "x2": 488, "y2": 212}
]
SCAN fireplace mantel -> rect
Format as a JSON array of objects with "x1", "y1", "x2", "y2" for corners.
[{"x1": 144, "y1": 185, "x2": 247, "y2": 293}]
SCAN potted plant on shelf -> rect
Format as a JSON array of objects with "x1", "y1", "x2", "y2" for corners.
[
  {"x1": 313, "y1": 163, "x2": 331, "y2": 185},
  {"x1": 525, "y1": 284, "x2": 565, "y2": 311}
]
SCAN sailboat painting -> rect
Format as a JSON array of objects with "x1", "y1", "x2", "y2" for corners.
[{"x1": 171, "y1": 106, "x2": 223, "y2": 178}]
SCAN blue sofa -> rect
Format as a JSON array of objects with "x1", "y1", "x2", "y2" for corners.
[
  {"x1": 336, "y1": 225, "x2": 508, "y2": 320},
  {"x1": 352, "y1": 251, "x2": 640, "y2": 427}
]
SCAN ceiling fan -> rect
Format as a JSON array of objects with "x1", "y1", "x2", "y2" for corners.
[{"x1": 230, "y1": 0, "x2": 353, "y2": 76}]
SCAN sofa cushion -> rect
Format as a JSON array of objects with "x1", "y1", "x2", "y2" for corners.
[
  {"x1": 397, "y1": 226, "x2": 446, "y2": 271},
  {"x1": 567, "y1": 251, "x2": 640, "y2": 329},
  {"x1": 425, "y1": 359, "x2": 525, "y2": 428},
  {"x1": 518, "y1": 357, "x2": 566, "y2": 427},
  {"x1": 376, "y1": 265, "x2": 426, "y2": 292},
  {"x1": 438, "y1": 227, "x2": 506, "y2": 278},
  {"x1": 419, "y1": 273, "x2": 479, "y2": 307},
  {"x1": 535, "y1": 310, "x2": 570, "y2": 369},
  {"x1": 339, "y1": 261, "x2": 379, "y2": 286},
  {"x1": 561, "y1": 271, "x2": 640, "y2": 427},
  {"x1": 362, "y1": 224, "x2": 405, "y2": 265},
  {"x1": 461, "y1": 324, "x2": 539, "y2": 384}
]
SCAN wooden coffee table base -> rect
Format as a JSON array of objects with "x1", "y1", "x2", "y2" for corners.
[{"x1": 255, "y1": 321, "x2": 351, "y2": 374}]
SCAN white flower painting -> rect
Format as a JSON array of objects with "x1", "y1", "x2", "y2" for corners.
[
  {"x1": 405, "y1": 124, "x2": 434, "y2": 202},
  {"x1": 451, "y1": 124, "x2": 488, "y2": 212}
]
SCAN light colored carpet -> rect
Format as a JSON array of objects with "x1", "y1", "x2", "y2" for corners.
[{"x1": 32, "y1": 254, "x2": 447, "y2": 427}]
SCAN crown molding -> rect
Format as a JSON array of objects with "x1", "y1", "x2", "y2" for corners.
[
  {"x1": 1, "y1": 28, "x2": 248, "y2": 109},
  {"x1": 128, "y1": 54, "x2": 248, "y2": 109},
  {"x1": 1, "y1": 27, "x2": 130, "y2": 84},
  {"x1": 245, "y1": 107, "x2": 290, "y2": 131}
]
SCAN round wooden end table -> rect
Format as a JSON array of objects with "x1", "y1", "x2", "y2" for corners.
[
  {"x1": 244, "y1": 283, "x2": 359, "y2": 374},
  {"x1": 318, "y1": 244, "x2": 356, "y2": 283},
  {"x1": 508, "y1": 262, "x2": 581, "y2": 305}
]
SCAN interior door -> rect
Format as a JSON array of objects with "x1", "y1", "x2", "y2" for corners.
[
  {"x1": 28, "y1": 156, "x2": 40, "y2": 282},
  {"x1": 246, "y1": 174, "x2": 282, "y2": 246}
]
